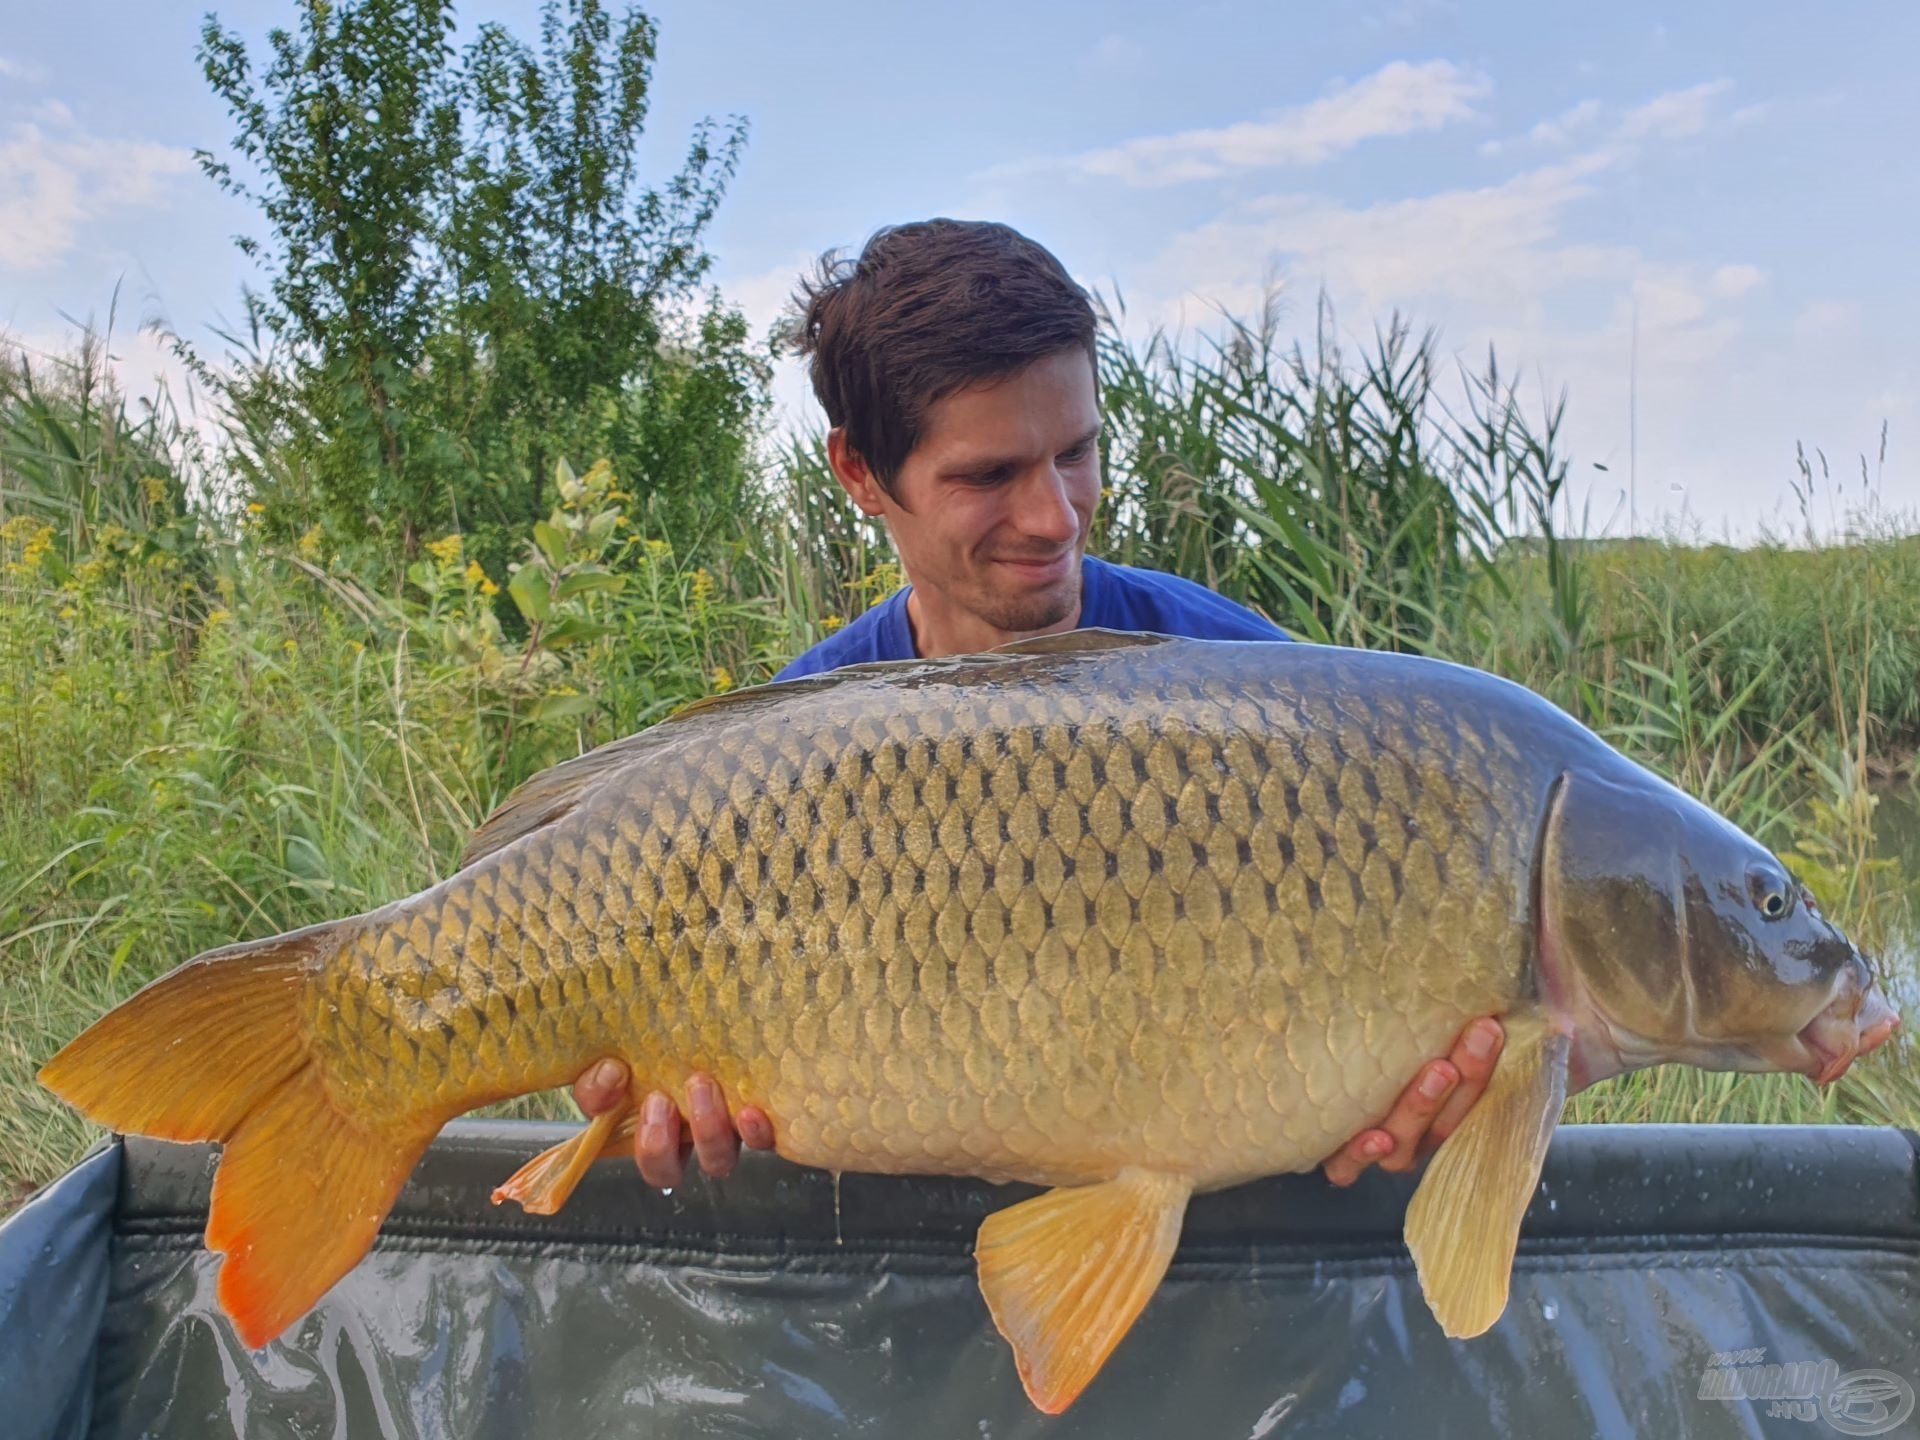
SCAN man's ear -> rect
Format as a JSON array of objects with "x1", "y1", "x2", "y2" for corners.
[{"x1": 826, "y1": 428, "x2": 891, "y2": 518}]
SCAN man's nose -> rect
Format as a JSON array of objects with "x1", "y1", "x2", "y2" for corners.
[{"x1": 1012, "y1": 467, "x2": 1080, "y2": 544}]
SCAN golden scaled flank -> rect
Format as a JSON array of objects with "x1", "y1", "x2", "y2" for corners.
[{"x1": 307, "y1": 642, "x2": 1539, "y2": 1192}]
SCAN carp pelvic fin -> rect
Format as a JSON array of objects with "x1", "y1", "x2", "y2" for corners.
[
  {"x1": 1403, "y1": 1020, "x2": 1569, "y2": 1340},
  {"x1": 975, "y1": 1168, "x2": 1192, "y2": 1414},
  {"x1": 491, "y1": 1101, "x2": 637, "y2": 1215},
  {"x1": 38, "y1": 923, "x2": 433, "y2": 1348}
]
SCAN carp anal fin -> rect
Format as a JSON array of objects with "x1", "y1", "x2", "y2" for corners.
[
  {"x1": 1403, "y1": 1020, "x2": 1569, "y2": 1339},
  {"x1": 492, "y1": 1101, "x2": 637, "y2": 1215},
  {"x1": 975, "y1": 1168, "x2": 1192, "y2": 1414}
]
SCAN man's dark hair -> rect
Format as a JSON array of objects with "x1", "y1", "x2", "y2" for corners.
[{"x1": 786, "y1": 219, "x2": 1098, "y2": 491}]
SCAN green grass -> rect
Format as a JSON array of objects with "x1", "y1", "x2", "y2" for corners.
[{"x1": 2, "y1": 310, "x2": 1915, "y2": 1210}]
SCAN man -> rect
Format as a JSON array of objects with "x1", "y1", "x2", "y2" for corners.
[{"x1": 571, "y1": 219, "x2": 1503, "y2": 1193}]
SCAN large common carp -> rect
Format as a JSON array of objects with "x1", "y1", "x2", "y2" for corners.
[{"x1": 41, "y1": 632, "x2": 1900, "y2": 1412}]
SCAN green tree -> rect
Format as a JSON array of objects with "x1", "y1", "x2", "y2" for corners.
[
  {"x1": 197, "y1": 0, "x2": 465, "y2": 556},
  {"x1": 193, "y1": 0, "x2": 756, "y2": 570}
]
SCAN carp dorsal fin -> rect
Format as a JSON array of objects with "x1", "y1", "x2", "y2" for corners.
[
  {"x1": 456, "y1": 729, "x2": 679, "y2": 870},
  {"x1": 1403, "y1": 1016, "x2": 1570, "y2": 1338},
  {"x1": 989, "y1": 627, "x2": 1176, "y2": 657},
  {"x1": 460, "y1": 631, "x2": 1172, "y2": 869},
  {"x1": 457, "y1": 666, "x2": 918, "y2": 869},
  {"x1": 976, "y1": 1168, "x2": 1193, "y2": 1413}
]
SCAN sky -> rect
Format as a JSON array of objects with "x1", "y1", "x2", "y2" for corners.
[{"x1": 2, "y1": 0, "x2": 1915, "y2": 540}]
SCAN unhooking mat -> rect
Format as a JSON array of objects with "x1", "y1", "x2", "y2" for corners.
[{"x1": 3, "y1": 1121, "x2": 1916, "y2": 1439}]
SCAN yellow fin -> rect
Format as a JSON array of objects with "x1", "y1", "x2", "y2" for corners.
[
  {"x1": 40, "y1": 923, "x2": 435, "y2": 1348},
  {"x1": 1403, "y1": 1020, "x2": 1569, "y2": 1339},
  {"x1": 975, "y1": 1168, "x2": 1192, "y2": 1414},
  {"x1": 491, "y1": 1102, "x2": 636, "y2": 1215}
]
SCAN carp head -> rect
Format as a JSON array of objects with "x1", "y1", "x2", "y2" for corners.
[{"x1": 1537, "y1": 770, "x2": 1900, "y2": 1091}]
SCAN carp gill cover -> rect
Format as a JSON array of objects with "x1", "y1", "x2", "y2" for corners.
[{"x1": 41, "y1": 631, "x2": 1900, "y2": 1413}]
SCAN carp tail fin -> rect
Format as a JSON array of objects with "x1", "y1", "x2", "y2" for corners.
[{"x1": 39, "y1": 923, "x2": 432, "y2": 1348}]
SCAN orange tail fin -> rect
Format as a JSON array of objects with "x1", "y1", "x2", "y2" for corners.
[{"x1": 38, "y1": 924, "x2": 433, "y2": 1348}]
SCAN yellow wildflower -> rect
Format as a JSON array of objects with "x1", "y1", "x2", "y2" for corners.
[
  {"x1": 282, "y1": 638, "x2": 299, "y2": 657},
  {"x1": 426, "y1": 533, "x2": 464, "y2": 566},
  {"x1": 644, "y1": 538, "x2": 673, "y2": 563},
  {"x1": 298, "y1": 525, "x2": 324, "y2": 561},
  {"x1": 3, "y1": 519, "x2": 56, "y2": 576},
  {"x1": 691, "y1": 568, "x2": 715, "y2": 607},
  {"x1": 58, "y1": 604, "x2": 78, "y2": 621},
  {"x1": 204, "y1": 608, "x2": 233, "y2": 627},
  {"x1": 246, "y1": 502, "x2": 266, "y2": 516},
  {"x1": 857, "y1": 561, "x2": 903, "y2": 596},
  {"x1": 347, "y1": 639, "x2": 366, "y2": 654},
  {"x1": 820, "y1": 614, "x2": 846, "y2": 634},
  {"x1": 710, "y1": 666, "x2": 735, "y2": 693},
  {"x1": 480, "y1": 577, "x2": 499, "y2": 598},
  {"x1": 464, "y1": 560, "x2": 487, "y2": 586},
  {"x1": 140, "y1": 475, "x2": 168, "y2": 506},
  {"x1": 582, "y1": 459, "x2": 616, "y2": 492}
]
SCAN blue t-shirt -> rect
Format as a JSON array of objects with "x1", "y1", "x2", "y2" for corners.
[{"x1": 774, "y1": 554, "x2": 1287, "y2": 681}]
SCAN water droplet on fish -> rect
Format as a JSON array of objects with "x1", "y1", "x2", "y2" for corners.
[
  {"x1": 1542, "y1": 1301, "x2": 1558, "y2": 1320},
  {"x1": 661, "y1": 1187, "x2": 673, "y2": 1197}
]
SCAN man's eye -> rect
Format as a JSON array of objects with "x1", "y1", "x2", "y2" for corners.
[{"x1": 1059, "y1": 445, "x2": 1091, "y2": 464}]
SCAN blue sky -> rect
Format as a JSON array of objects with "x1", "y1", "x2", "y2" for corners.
[{"x1": 3, "y1": 1, "x2": 1914, "y2": 538}]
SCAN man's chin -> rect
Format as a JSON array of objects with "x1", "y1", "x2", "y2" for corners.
[{"x1": 976, "y1": 584, "x2": 1079, "y2": 636}]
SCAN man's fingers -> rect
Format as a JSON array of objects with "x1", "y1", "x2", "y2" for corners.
[
  {"x1": 1322, "y1": 1129, "x2": 1394, "y2": 1188},
  {"x1": 687, "y1": 1073, "x2": 742, "y2": 1179},
  {"x1": 737, "y1": 1106, "x2": 776, "y2": 1151},
  {"x1": 1422, "y1": 1018, "x2": 1504, "y2": 1155},
  {"x1": 635, "y1": 1092, "x2": 687, "y2": 1189},
  {"x1": 1374, "y1": 1060, "x2": 1460, "y2": 1173},
  {"x1": 571, "y1": 1056, "x2": 629, "y2": 1116}
]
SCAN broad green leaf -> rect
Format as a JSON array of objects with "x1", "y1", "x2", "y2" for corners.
[
  {"x1": 533, "y1": 521, "x2": 570, "y2": 567},
  {"x1": 508, "y1": 567, "x2": 551, "y2": 622}
]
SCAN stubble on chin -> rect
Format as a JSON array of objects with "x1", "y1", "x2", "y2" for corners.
[{"x1": 974, "y1": 572, "x2": 1081, "y2": 635}]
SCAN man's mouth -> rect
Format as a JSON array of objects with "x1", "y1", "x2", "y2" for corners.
[{"x1": 992, "y1": 553, "x2": 1074, "y2": 583}]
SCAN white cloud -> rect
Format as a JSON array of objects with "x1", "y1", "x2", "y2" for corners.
[
  {"x1": 713, "y1": 251, "x2": 823, "y2": 429},
  {"x1": 986, "y1": 59, "x2": 1489, "y2": 187},
  {"x1": 1708, "y1": 263, "x2": 1765, "y2": 299},
  {"x1": 1111, "y1": 78, "x2": 1830, "y2": 536},
  {"x1": 1615, "y1": 79, "x2": 1731, "y2": 142},
  {"x1": 0, "y1": 117, "x2": 197, "y2": 271},
  {"x1": 1794, "y1": 300, "x2": 1859, "y2": 337},
  {"x1": 1479, "y1": 98, "x2": 1602, "y2": 157}
]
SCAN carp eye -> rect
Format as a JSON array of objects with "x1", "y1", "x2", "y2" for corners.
[{"x1": 1748, "y1": 866, "x2": 1794, "y2": 921}]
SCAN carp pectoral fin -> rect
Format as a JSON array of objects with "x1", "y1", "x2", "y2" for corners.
[
  {"x1": 491, "y1": 1102, "x2": 636, "y2": 1215},
  {"x1": 1403, "y1": 1023, "x2": 1570, "y2": 1340},
  {"x1": 975, "y1": 1168, "x2": 1193, "y2": 1415}
]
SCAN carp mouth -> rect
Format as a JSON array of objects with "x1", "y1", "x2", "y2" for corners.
[{"x1": 1794, "y1": 982, "x2": 1902, "y2": 1086}]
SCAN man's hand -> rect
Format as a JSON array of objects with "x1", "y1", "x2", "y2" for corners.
[
  {"x1": 570, "y1": 1059, "x2": 775, "y2": 1189},
  {"x1": 1320, "y1": 1017, "x2": 1504, "y2": 1187}
]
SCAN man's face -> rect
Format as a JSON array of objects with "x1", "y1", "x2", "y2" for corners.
[{"x1": 833, "y1": 348, "x2": 1102, "y2": 637}]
